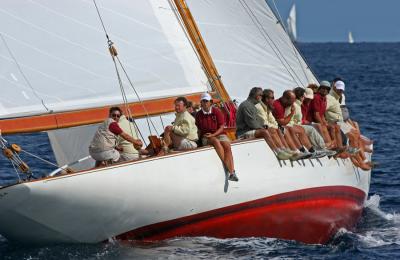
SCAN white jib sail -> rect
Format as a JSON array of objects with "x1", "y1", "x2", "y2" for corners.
[
  {"x1": 348, "y1": 31, "x2": 354, "y2": 44},
  {"x1": 0, "y1": 0, "x2": 210, "y2": 119},
  {"x1": 186, "y1": 0, "x2": 317, "y2": 102}
]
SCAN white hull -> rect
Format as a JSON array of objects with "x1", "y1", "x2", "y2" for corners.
[{"x1": 0, "y1": 139, "x2": 371, "y2": 244}]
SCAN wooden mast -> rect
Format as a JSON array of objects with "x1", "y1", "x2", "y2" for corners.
[{"x1": 173, "y1": 0, "x2": 231, "y2": 102}]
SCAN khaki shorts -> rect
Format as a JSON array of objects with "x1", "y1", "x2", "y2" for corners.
[
  {"x1": 202, "y1": 134, "x2": 231, "y2": 146},
  {"x1": 238, "y1": 130, "x2": 256, "y2": 139},
  {"x1": 90, "y1": 149, "x2": 120, "y2": 162},
  {"x1": 176, "y1": 138, "x2": 198, "y2": 150},
  {"x1": 119, "y1": 152, "x2": 140, "y2": 162}
]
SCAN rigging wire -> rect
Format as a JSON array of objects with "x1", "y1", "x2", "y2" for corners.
[
  {"x1": 92, "y1": 0, "x2": 171, "y2": 145},
  {"x1": 269, "y1": 0, "x2": 312, "y2": 83},
  {"x1": 20, "y1": 149, "x2": 59, "y2": 168},
  {"x1": 159, "y1": 115, "x2": 165, "y2": 130},
  {"x1": 239, "y1": 0, "x2": 304, "y2": 87},
  {"x1": 115, "y1": 56, "x2": 160, "y2": 135},
  {"x1": 0, "y1": 33, "x2": 50, "y2": 112},
  {"x1": 109, "y1": 51, "x2": 149, "y2": 146}
]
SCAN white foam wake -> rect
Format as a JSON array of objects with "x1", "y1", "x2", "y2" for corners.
[
  {"x1": 364, "y1": 194, "x2": 399, "y2": 222},
  {"x1": 357, "y1": 194, "x2": 400, "y2": 247}
]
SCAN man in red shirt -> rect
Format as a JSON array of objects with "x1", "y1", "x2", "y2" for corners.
[
  {"x1": 89, "y1": 107, "x2": 143, "y2": 166},
  {"x1": 310, "y1": 81, "x2": 342, "y2": 150},
  {"x1": 195, "y1": 93, "x2": 238, "y2": 182},
  {"x1": 272, "y1": 90, "x2": 315, "y2": 159}
]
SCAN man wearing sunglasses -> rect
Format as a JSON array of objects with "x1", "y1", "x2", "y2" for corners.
[
  {"x1": 89, "y1": 107, "x2": 143, "y2": 166},
  {"x1": 195, "y1": 92, "x2": 238, "y2": 182}
]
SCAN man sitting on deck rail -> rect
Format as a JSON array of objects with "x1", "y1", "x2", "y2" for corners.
[
  {"x1": 325, "y1": 80, "x2": 372, "y2": 170},
  {"x1": 272, "y1": 90, "x2": 318, "y2": 160},
  {"x1": 308, "y1": 81, "x2": 344, "y2": 152},
  {"x1": 116, "y1": 114, "x2": 141, "y2": 162},
  {"x1": 236, "y1": 87, "x2": 292, "y2": 160},
  {"x1": 161, "y1": 97, "x2": 198, "y2": 153},
  {"x1": 255, "y1": 89, "x2": 307, "y2": 160},
  {"x1": 195, "y1": 93, "x2": 238, "y2": 182},
  {"x1": 89, "y1": 107, "x2": 143, "y2": 167},
  {"x1": 293, "y1": 87, "x2": 335, "y2": 157}
]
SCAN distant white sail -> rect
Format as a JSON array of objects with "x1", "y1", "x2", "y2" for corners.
[
  {"x1": 348, "y1": 31, "x2": 354, "y2": 44},
  {"x1": 287, "y1": 4, "x2": 297, "y2": 42}
]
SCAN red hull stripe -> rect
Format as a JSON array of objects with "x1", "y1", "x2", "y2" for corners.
[{"x1": 116, "y1": 186, "x2": 366, "y2": 244}]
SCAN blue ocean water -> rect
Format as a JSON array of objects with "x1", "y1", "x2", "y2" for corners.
[{"x1": 0, "y1": 43, "x2": 399, "y2": 259}]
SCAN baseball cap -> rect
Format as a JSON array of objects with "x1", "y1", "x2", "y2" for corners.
[
  {"x1": 334, "y1": 80, "x2": 345, "y2": 91},
  {"x1": 304, "y1": 88, "x2": 314, "y2": 99},
  {"x1": 200, "y1": 92, "x2": 212, "y2": 101},
  {"x1": 319, "y1": 80, "x2": 331, "y2": 89}
]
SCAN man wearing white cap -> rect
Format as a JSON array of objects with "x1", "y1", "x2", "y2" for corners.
[
  {"x1": 195, "y1": 92, "x2": 238, "y2": 181},
  {"x1": 326, "y1": 79, "x2": 371, "y2": 169}
]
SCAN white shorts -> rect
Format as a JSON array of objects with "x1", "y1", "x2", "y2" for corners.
[
  {"x1": 238, "y1": 130, "x2": 256, "y2": 139},
  {"x1": 90, "y1": 149, "x2": 120, "y2": 162},
  {"x1": 337, "y1": 121, "x2": 354, "y2": 135}
]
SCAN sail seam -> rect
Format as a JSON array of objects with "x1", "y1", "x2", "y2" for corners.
[
  {"x1": 0, "y1": 33, "x2": 50, "y2": 112},
  {"x1": 239, "y1": 0, "x2": 304, "y2": 87}
]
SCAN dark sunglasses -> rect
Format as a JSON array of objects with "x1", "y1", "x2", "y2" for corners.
[
  {"x1": 111, "y1": 113, "x2": 121, "y2": 118},
  {"x1": 201, "y1": 99, "x2": 210, "y2": 103},
  {"x1": 267, "y1": 96, "x2": 274, "y2": 99}
]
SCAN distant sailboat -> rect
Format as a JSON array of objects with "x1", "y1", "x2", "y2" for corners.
[
  {"x1": 348, "y1": 31, "x2": 354, "y2": 44},
  {"x1": 287, "y1": 4, "x2": 297, "y2": 42}
]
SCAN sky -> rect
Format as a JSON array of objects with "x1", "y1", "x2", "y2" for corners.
[{"x1": 270, "y1": 0, "x2": 400, "y2": 42}]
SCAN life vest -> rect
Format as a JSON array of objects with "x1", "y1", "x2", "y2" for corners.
[{"x1": 89, "y1": 118, "x2": 118, "y2": 153}]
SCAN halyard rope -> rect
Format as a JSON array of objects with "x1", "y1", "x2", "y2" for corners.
[{"x1": 92, "y1": 0, "x2": 168, "y2": 145}]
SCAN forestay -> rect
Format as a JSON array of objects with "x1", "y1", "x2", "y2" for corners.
[
  {"x1": 0, "y1": 0, "x2": 209, "y2": 119},
  {"x1": 186, "y1": 0, "x2": 317, "y2": 101}
]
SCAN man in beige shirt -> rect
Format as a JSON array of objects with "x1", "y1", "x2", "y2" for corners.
[
  {"x1": 116, "y1": 115, "x2": 142, "y2": 161},
  {"x1": 255, "y1": 89, "x2": 301, "y2": 160},
  {"x1": 163, "y1": 96, "x2": 198, "y2": 152}
]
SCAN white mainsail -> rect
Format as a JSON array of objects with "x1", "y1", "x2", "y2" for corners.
[
  {"x1": 287, "y1": 4, "x2": 297, "y2": 42},
  {"x1": 0, "y1": 0, "x2": 210, "y2": 119},
  {"x1": 186, "y1": 1, "x2": 316, "y2": 101},
  {"x1": 348, "y1": 31, "x2": 355, "y2": 44}
]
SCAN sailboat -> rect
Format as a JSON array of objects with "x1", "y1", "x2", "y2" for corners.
[
  {"x1": 349, "y1": 31, "x2": 355, "y2": 44},
  {"x1": 287, "y1": 4, "x2": 297, "y2": 42},
  {"x1": 0, "y1": 0, "x2": 371, "y2": 245}
]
